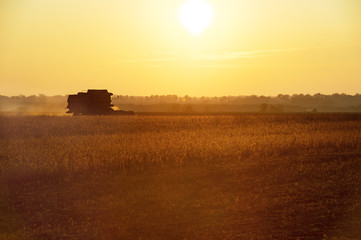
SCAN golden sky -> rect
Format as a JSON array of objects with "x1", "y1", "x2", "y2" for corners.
[{"x1": 1, "y1": 0, "x2": 360, "y2": 96}]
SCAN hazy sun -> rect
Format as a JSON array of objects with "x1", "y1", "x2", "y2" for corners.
[{"x1": 178, "y1": 0, "x2": 214, "y2": 36}]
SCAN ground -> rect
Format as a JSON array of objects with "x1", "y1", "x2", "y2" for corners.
[{"x1": 0, "y1": 114, "x2": 360, "y2": 239}]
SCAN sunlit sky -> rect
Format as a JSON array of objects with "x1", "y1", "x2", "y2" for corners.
[{"x1": 1, "y1": 0, "x2": 360, "y2": 96}]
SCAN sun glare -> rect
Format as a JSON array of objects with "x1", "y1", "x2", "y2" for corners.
[{"x1": 178, "y1": 0, "x2": 214, "y2": 36}]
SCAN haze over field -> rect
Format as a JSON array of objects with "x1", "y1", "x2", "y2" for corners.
[{"x1": 1, "y1": 0, "x2": 361, "y2": 96}]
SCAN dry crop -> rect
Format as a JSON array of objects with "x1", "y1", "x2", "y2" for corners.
[{"x1": 0, "y1": 114, "x2": 360, "y2": 239}]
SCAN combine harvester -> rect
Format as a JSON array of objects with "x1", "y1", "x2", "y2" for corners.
[{"x1": 66, "y1": 89, "x2": 134, "y2": 115}]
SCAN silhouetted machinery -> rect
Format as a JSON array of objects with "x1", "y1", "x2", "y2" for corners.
[{"x1": 66, "y1": 89, "x2": 134, "y2": 115}]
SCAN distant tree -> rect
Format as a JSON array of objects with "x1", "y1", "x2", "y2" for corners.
[
  {"x1": 259, "y1": 103, "x2": 268, "y2": 113},
  {"x1": 311, "y1": 108, "x2": 318, "y2": 113},
  {"x1": 170, "y1": 104, "x2": 180, "y2": 112},
  {"x1": 269, "y1": 105, "x2": 284, "y2": 113},
  {"x1": 186, "y1": 104, "x2": 194, "y2": 112}
]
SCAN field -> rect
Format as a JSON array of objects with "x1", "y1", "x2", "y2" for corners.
[{"x1": 0, "y1": 114, "x2": 361, "y2": 239}]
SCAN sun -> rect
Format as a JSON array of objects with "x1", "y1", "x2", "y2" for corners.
[{"x1": 178, "y1": 0, "x2": 214, "y2": 36}]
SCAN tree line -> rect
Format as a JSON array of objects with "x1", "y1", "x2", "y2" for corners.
[{"x1": 1, "y1": 93, "x2": 361, "y2": 113}]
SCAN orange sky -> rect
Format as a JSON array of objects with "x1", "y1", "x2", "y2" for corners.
[{"x1": 1, "y1": 0, "x2": 360, "y2": 96}]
